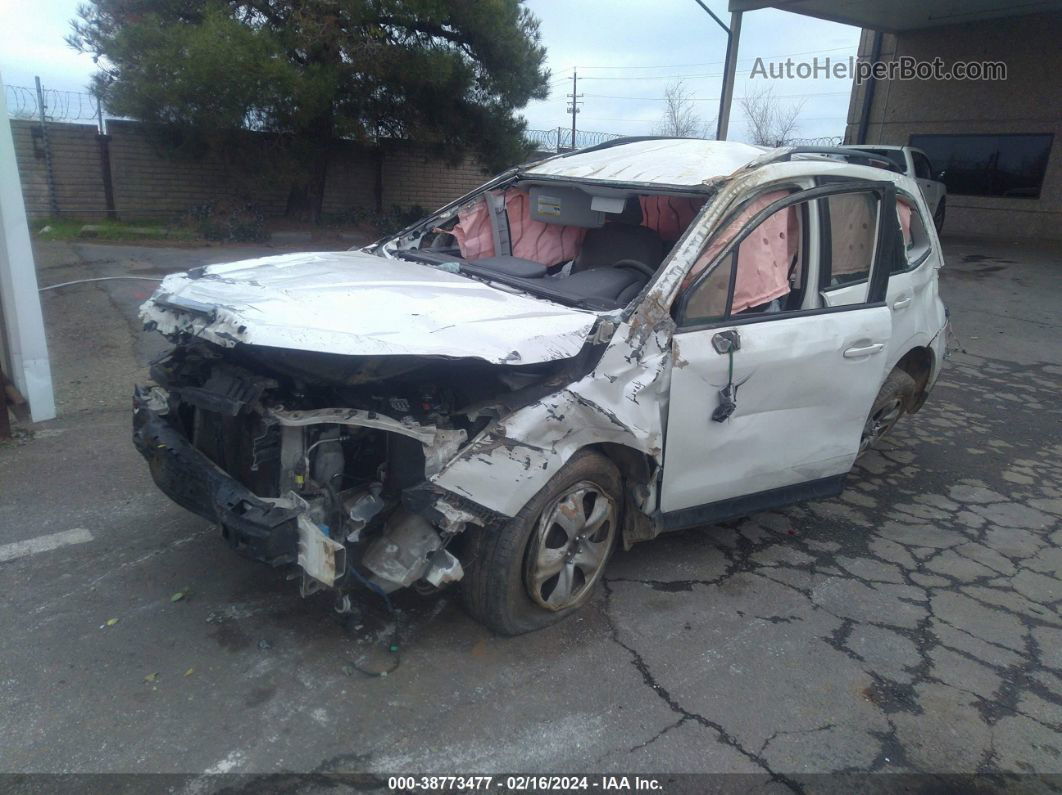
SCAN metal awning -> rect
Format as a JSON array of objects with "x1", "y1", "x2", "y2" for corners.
[{"x1": 727, "y1": 0, "x2": 1062, "y2": 32}]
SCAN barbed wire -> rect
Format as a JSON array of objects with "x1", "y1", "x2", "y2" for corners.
[
  {"x1": 6, "y1": 86, "x2": 838, "y2": 148},
  {"x1": 4, "y1": 84, "x2": 102, "y2": 122},
  {"x1": 789, "y1": 135, "x2": 843, "y2": 146},
  {"x1": 526, "y1": 128, "x2": 622, "y2": 151}
]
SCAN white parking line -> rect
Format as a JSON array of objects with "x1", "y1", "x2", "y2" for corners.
[{"x1": 0, "y1": 528, "x2": 94, "y2": 563}]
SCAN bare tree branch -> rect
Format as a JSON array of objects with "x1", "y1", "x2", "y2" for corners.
[
  {"x1": 738, "y1": 86, "x2": 807, "y2": 147},
  {"x1": 652, "y1": 81, "x2": 713, "y2": 138}
]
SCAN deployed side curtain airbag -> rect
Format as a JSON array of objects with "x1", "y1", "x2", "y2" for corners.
[
  {"x1": 829, "y1": 193, "x2": 878, "y2": 276},
  {"x1": 897, "y1": 199, "x2": 913, "y2": 247},
  {"x1": 682, "y1": 190, "x2": 796, "y2": 313},
  {"x1": 639, "y1": 196, "x2": 706, "y2": 241},
  {"x1": 452, "y1": 190, "x2": 586, "y2": 266},
  {"x1": 452, "y1": 199, "x2": 495, "y2": 260}
]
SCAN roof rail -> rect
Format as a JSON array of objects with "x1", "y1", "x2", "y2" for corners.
[{"x1": 755, "y1": 146, "x2": 904, "y2": 173}]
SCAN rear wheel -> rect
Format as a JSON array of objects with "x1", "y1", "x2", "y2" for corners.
[
  {"x1": 460, "y1": 451, "x2": 621, "y2": 635},
  {"x1": 859, "y1": 368, "x2": 916, "y2": 457}
]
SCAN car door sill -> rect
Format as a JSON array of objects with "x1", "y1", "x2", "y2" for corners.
[{"x1": 658, "y1": 475, "x2": 847, "y2": 534}]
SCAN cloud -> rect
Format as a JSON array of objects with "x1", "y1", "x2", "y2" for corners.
[{"x1": 522, "y1": 0, "x2": 860, "y2": 142}]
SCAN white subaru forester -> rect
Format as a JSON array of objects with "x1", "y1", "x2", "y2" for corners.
[{"x1": 135, "y1": 138, "x2": 948, "y2": 634}]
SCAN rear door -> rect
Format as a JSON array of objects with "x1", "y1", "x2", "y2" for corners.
[{"x1": 660, "y1": 181, "x2": 901, "y2": 519}]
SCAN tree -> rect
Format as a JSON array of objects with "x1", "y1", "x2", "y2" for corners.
[
  {"x1": 739, "y1": 85, "x2": 806, "y2": 147},
  {"x1": 69, "y1": 0, "x2": 550, "y2": 220},
  {"x1": 652, "y1": 81, "x2": 712, "y2": 138}
]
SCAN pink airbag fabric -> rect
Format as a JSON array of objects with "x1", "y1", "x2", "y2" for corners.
[
  {"x1": 453, "y1": 191, "x2": 710, "y2": 266},
  {"x1": 639, "y1": 196, "x2": 706, "y2": 240},
  {"x1": 897, "y1": 199, "x2": 913, "y2": 246},
  {"x1": 452, "y1": 190, "x2": 586, "y2": 266},
  {"x1": 683, "y1": 190, "x2": 796, "y2": 313}
]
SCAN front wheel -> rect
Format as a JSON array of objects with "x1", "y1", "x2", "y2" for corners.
[
  {"x1": 460, "y1": 451, "x2": 621, "y2": 635},
  {"x1": 859, "y1": 368, "x2": 916, "y2": 457}
]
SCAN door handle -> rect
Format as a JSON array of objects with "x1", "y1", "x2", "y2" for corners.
[
  {"x1": 891, "y1": 295, "x2": 912, "y2": 310},
  {"x1": 844, "y1": 343, "x2": 885, "y2": 359}
]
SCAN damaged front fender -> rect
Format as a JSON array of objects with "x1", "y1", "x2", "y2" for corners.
[{"x1": 429, "y1": 316, "x2": 673, "y2": 542}]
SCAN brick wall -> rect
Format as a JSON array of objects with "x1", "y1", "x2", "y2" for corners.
[
  {"x1": 105, "y1": 121, "x2": 291, "y2": 219},
  {"x1": 380, "y1": 142, "x2": 488, "y2": 211},
  {"x1": 11, "y1": 120, "x2": 111, "y2": 220},
  {"x1": 10, "y1": 118, "x2": 491, "y2": 222}
]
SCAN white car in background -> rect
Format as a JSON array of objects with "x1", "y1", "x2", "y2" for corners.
[
  {"x1": 843, "y1": 145, "x2": 947, "y2": 231},
  {"x1": 135, "y1": 139, "x2": 949, "y2": 635}
]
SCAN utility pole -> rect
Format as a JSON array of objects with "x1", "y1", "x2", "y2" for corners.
[
  {"x1": 566, "y1": 70, "x2": 582, "y2": 150},
  {"x1": 692, "y1": 1, "x2": 742, "y2": 141}
]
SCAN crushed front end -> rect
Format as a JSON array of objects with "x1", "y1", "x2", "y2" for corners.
[{"x1": 133, "y1": 342, "x2": 536, "y2": 601}]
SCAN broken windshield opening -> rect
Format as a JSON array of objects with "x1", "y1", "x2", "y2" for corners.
[{"x1": 387, "y1": 182, "x2": 709, "y2": 312}]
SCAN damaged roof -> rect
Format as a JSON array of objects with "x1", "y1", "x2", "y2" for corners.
[{"x1": 524, "y1": 139, "x2": 769, "y2": 188}]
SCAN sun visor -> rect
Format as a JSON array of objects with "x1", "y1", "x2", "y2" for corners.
[{"x1": 529, "y1": 185, "x2": 604, "y2": 228}]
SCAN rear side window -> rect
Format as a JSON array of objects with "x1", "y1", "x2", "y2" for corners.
[
  {"x1": 895, "y1": 197, "x2": 931, "y2": 272},
  {"x1": 821, "y1": 192, "x2": 879, "y2": 304}
]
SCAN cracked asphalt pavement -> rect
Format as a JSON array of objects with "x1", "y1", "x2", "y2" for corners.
[{"x1": 0, "y1": 238, "x2": 1059, "y2": 785}]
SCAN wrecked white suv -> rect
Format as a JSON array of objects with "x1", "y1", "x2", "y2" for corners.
[{"x1": 134, "y1": 139, "x2": 947, "y2": 635}]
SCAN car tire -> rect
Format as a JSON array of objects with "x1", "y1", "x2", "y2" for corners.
[
  {"x1": 933, "y1": 197, "x2": 946, "y2": 233},
  {"x1": 460, "y1": 450, "x2": 622, "y2": 635},
  {"x1": 858, "y1": 368, "x2": 917, "y2": 457}
]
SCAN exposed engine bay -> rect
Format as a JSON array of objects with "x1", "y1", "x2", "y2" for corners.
[{"x1": 133, "y1": 340, "x2": 587, "y2": 602}]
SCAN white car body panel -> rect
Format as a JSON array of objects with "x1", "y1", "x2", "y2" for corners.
[
  {"x1": 430, "y1": 317, "x2": 672, "y2": 517},
  {"x1": 140, "y1": 251, "x2": 599, "y2": 365},
  {"x1": 884, "y1": 187, "x2": 946, "y2": 373},
  {"x1": 661, "y1": 308, "x2": 892, "y2": 512}
]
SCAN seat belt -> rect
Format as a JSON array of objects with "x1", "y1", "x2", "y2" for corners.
[{"x1": 484, "y1": 191, "x2": 512, "y2": 257}]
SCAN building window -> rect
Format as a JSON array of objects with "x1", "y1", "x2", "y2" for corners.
[{"x1": 909, "y1": 133, "x2": 1053, "y2": 199}]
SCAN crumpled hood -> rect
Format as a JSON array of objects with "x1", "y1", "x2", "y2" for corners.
[{"x1": 140, "y1": 250, "x2": 598, "y2": 365}]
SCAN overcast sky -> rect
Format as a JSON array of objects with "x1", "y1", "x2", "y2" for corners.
[{"x1": 1, "y1": 0, "x2": 860, "y2": 143}]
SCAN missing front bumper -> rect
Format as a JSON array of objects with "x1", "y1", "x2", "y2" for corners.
[
  {"x1": 132, "y1": 386, "x2": 300, "y2": 566},
  {"x1": 133, "y1": 386, "x2": 471, "y2": 594}
]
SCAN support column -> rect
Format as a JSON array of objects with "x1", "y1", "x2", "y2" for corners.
[{"x1": 0, "y1": 69, "x2": 56, "y2": 423}]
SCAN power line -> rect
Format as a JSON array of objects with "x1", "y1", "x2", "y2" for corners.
[
  {"x1": 579, "y1": 72, "x2": 729, "y2": 81},
  {"x1": 555, "y1": 45, "x2": 856, "y2": 74},
  {"x1": 583, "y1": 90, "x2": 852, "y2": 102},
  {"x1": 579, "y1": 114, "x2": 847, "y2": 122}
]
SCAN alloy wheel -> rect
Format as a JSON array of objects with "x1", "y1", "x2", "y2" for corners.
[
  {"x1": 859, "y1": 398, "x2": 904, "y2": 454},
  {"x1": 525, "y1": 481, "x2": 616, "y2": 611}
]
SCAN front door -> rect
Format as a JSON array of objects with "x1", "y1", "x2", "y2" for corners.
[{"x1": 660, "y1": 181, "x2": 901, "y2": 518}]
